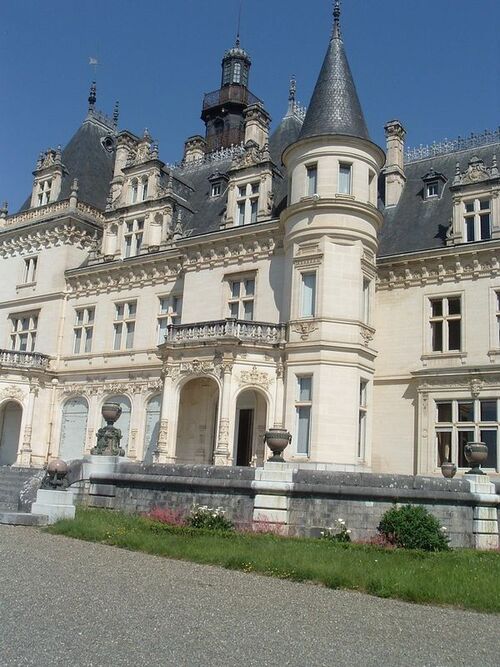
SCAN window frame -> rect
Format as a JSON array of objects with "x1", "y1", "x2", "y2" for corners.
[
  {"x1": 73, "y1": 306, "x2": 95, "y2": 355},
  {"x1": 235, "y1": 182, "x2": 260, "y2": 225},
  {"x1": 299, "y1": 271, "x2": 317, "y2": 318},
  {"x1": 123, "y1": 218, "x2": 144, "y2": 258},
  {"x1": 9, "y1": 312, "x2": 39, "y2": 352},
  {"x1": 306, "y1": 163, "x2": 318, "y2": 196},
  {"x1": 22, "y1": 256, "x2": 38, "y2": 284},
  {"x1": 295, "y1": 375, "x2": 313, "y2": 456},
  {"x1": 463, "y1": 198, "x2": 491, "y2": 242},
  {"x1": 428, "y1": 295, "x2": 462, "y2": 353},
  {"x1": 358, "y1": 380, "x2": 368, "y2": 459},
  {"x1": 113, "y1": 301, "x2": 137, "y2": 351},
  {"x1": 226, "y1": 276, "x2": 255, "y2": 321},
  {"x1": 157, "y1": 295, "x2": 182, "y2": 343},
  {"x1": 338, "y1": 162, "x2": 352, "y2": 195}
]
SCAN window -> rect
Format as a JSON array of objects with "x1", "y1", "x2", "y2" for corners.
[
  {"x1": 358, "y1": 380, "x2": 368, "y2": 458},
  {"x1": 114, "y1": 301, "x2": 136, "y2": 350},
  {"x1": 36, "y1": 179, "x2": 52, "y2": 206},
  {"x1": 300, "y1": 272, "x2": 316, "y2": 318},
  {"x1": 496, "y1": 291, "x2": 500, "y2": 347},
  {"x1": 435, "y1": 399, "x2": 498, "y2": 470},
  {"x1": 236, "y1": 182, "x2": 260, "y2": 225},
  {"x1": 368, "y1": 170, "x2": 376, "y2": 204},
  {"x1": 142, "y1": 178, "x2": 149, "y2": 201},
  {"x1": 157, "y1": 295, "x2": 182, "y2": 343},
  {"x1": 22, "y1": 257, "x2": 38, "y2": 284},
  {"x1": 464, "y1": 199, "x2": 491, "y2": 242},
  {"x1": 295, "y1": 376, "x2": 312, "y2": 455},
  {"x1": 130, "y1": 180, "x2": 138, "y2": 204},
  {"x1": 10, "y1": 314, "x2": 38, "y2": 352},
  {"x1": 233, "y1": 62, "x2": 241, "y2": 84},
  {"x1": 73, "y1": 307, "x2": 95, "y2": 354},
  {"x1": 426, "y1": 182, "x2": 438, "y2": 198},
  {"x1": 429, "y1": 296, "x2": 461, "y2": 352},
  {"x1": 306, "y1": 164, "x2": 318, "y2": 196},
  {"x1": 362, "y1": 278, "x2": 371, "y2": 324},
  {"x1": 124, "y1": 219, "x2": 144, "y2": 258},
  {"x1": 338, "y1": 163, "x2": 352, "y2": 195},
  {"x1": 211, "y1": 183, "x2": 221, "y2": 197},
  {"x1": 227, "y1": 277, "x2": 255, "y2": 320}
]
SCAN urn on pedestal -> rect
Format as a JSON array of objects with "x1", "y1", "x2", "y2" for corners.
[
  {"x1": 464, "y1": 441, "x2": 489, "y2": 475},
  {"x1": 91, "y1": 403, "x2": 125, "y2": 456},
  {"x1": 264, "y1": 428, "x2": 292, "y2": 462}
]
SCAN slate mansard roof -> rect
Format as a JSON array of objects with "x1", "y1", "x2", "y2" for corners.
[{"x1": 379, "y1": 141, "x2": 500, "y2": 258}]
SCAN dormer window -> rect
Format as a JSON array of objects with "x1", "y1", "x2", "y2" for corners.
[
  {"x1": 426, "y1": 182, "x2": 438, "y2": 198},
  {"x1": 130, "y1": 179, "x2": 138, "y2": 204},
  {"x1": 236, "y1": 182, "x2": 260, "y2": 225},
  {"x1": 142, "y1": 177, "x2": 149, "y2": 201},
  {"x1": 464, "y1": 198, "x2": 491, "y2": 242},
  {"x1": 37, "y1": 179, "x2": 52, "y2": 207},
  {"x1": 422, "y1": 168, "x2": 446, "y2": 200},
  {"x1": 124, "y1": 219, "x2": 144, "y2": 258},
  {"x1": 211, "y1": 183, "x2": 221, "y2": 197}
]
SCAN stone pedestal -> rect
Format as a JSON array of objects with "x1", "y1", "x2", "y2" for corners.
[
  {"x1": 251, "y1": 462, "x2": 296, "y2": 530},
  {"x1": 82, "y1": 455, "x2": 123, "y2": 504},
  {"x1": 31, "y1": 489, "x2": 76, "y2": 524},
  {"x1": 466, "y1": 474, "x2": 500, "y2": 550}
]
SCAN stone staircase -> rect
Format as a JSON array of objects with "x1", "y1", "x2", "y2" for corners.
[{"x1": 0, "y1": 467, "x2": 48, "y2": 525}]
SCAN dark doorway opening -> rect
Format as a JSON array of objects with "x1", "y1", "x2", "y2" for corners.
[{"x1": 236, "y1": 409, "x2": 253, "y2": 466}]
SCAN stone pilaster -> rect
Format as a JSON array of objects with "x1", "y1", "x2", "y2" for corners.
[{"x1": 214, "y1": 360, "x2": 233, "y2": 465}]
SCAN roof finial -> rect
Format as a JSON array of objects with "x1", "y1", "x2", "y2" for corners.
[
  {"x1": 88, "y1": 81, "x2": 96, "y2": 112},
  {"x1": 287, "y1": 75, "x2": 297, "y2": 115},
  {"x1": 113, "y1": 101, "x2": 120, "y2": 129},
  {"x1": 332, "y1": 0, "x2": 341, "y2": 39},
  {"x1": 235, "y1": 1, "x2": 243, "y2": 47}
]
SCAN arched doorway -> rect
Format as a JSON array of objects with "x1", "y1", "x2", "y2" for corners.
[
  {"x1": 0, "y1": 401, "x2": 22, "y2": 466},
  {"x1": 234, "y1": 390, "x2": 268, "y2": 466},
  {"x1": 59, "y1": 397, "x2": 89, "y2": 460},
  {"x1": 175, "y1": 378, "x2": 219, "y2": 464},
  {"x1": 103, "y1": 395, "x2": 131, "y2": 453},
  {"x1": 143, "y1": 394, "x2": 161, "y2": 464}
]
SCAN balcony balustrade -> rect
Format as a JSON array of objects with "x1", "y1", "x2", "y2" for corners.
[
  {"x1": 165, "y1": 319, "x2": 286, "y2": 347},
  {"x1": 0, "y1": 349, "x2": 50, "y2": 370}
]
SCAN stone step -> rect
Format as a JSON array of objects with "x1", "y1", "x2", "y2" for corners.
[{"x1": 0, "y1": 511, "x2": 48, "y2": 526}]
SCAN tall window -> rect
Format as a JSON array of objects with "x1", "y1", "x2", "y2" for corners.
[
  {"x1": 362, "y1": 278, "x2": 371, "y2": 324},
  {"x1": 296, "y1": 376, "x2": 312, "y2": 456},
  {"x1": 157, "y1": 295, "x2": 182, "y2": 343},
  {"x1": 10, "y1": 314, "x2": 38, "y2": 352},
  {"x1": 37, "y1": 180, "x2": 52, "y2": 206},
  {"x1": 338, "y1": 163, "x2": 352, "y2": 195},
  {"x1": 306, "y1": 164, "x2": 318, "y2": 196},
  {"x1": 130, "y1": 180, "x2": 138, "y2": 204},
  {"x1": 464, "y1": 199, "x2": 491, "y2": 242},
  {"x1": 228, "y1": 277, "x2": 255, "y2": 320},
  {"x1": 142, "y1": 177, "x2": 149, "y2": 200},
  {"x1": 23, "y1": 257, "x2": 38, "y2": 284},
  {"x1": 236, "y1": 182, "x2": 259, "y2": 225},
  {"x1": 429, "y1": 296, "x2": 461, "y2": 352},
  {"x1": 114, "y1": 301, "x2": 136, "y2": 350},
  {"x1": 73, "y1": 307, "x2": 95, "y2": 354},
  {"x1": 124, "y1": 219, "x2": 144, "y2": 258},
  {"x1": 436, "y1": 399, "x2": 498, "y2": 470},
  {"x1": 358, "y1": 381, "x2": 368, "y2": 458},
  {"x1": 300, "y1": 272, "x2": 316, "y2": 317}
]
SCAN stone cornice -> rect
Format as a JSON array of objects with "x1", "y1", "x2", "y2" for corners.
[
  {"x1": 377, "y1": 243, "x2": 500, "y2": 290},
  {"x1": 1, "y1": 200, "x2": 105, "y2": 230},
  {"x1": 0, "y1": 219, "x2": 100, "y2": 258}
]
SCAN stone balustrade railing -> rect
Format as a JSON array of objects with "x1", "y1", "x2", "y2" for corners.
[
  {"x1": 2, "y1": 199, "x2": 105, "y2": 227},
  {"x1": 165, "y1": 319, "x2": 286, "y2": 345},
  {"x1": 0, "y1": 349, "x2": 50, "y2": 370}
]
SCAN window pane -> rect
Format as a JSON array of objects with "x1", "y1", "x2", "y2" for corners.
[
  {"x1": 465, "y1": 201, "x2": 474, "y2": 213},
  {"x1": 250, "y1": 200, "x2": 258, "y2": 223},
  {"x1": 480, "y1": 430, "x2": 497, "y2": 469},
  {"x1": 437, "y1": 402, "x2": 452, "y2": 423},
  {"x1": 136, "y1": 233, "x2": 143, "y2": 254},
  {"x1": 448, "y1": 320, "x2": 461, "y2": 350},
  {"x1": 113, "y1": 323, "x2": 122, "y2": 350},
  {"x1": 251, "y1": 182, "x2": 259, "y2": 194},
  {"x1": 458, "y1": 401, "x2": 474, "y2": 422},
  {"x1": 480, "y1": 200, "x2": 490, "y2": 210},
  {"x1": 431, "y1": 321, "x2": 443, "y2": 351},
  {"x1": 229, "y1": 302, "x2": 239, "y2": 318},
  {"x1": 87, "y1": 308, "x2": 95, "y2": 324},
  {"x1": 159, "y1": 298, "x2": 169, "y2": 314},
  {"x1": 307, "y1": 165, "x2": 317, "y2": 195},
  {"x1": 244, "y1": 279, "x2": 255, "y2": 296},
  {"x1": 75, "y1": 310, "x2": 84, "y2": 325},
  {"x1": 158, "y1": 318, "x2": 168, "y2": 343},
  {"x1": 125, "y1": 322, "x2": 135, "y2": 348},
  {"x1": 299, "y1": 376, "x2": 312, "y2": 401},
  {"x1": 238, "y1": 202, "x2": 245, "y2": 225},
  {"x1": 448, "y1": 298, "x2": 461, "y2": 315},
  {"x1": 465, "y1": 217, "x2": 475, "y2": 242},
  {"x1": 243, "y1": 300, "x2": 254, "y2": 321},
  {"x1": 431, "y1": 300, "x2": 442, "y2": 317},
  {"x1": 128, "y1": 302, "x2": 136, "y2": 317},
  {"x1": 116, "y1": 304, "x2": 124, "y2": 320},
  {"x1": 339, "y1": 164, "x2": 351, "y2": 194},
  {"x1": 73, "y1": 329, "x2": 82, "y2": 354},
  {"x1": 231, "y1": 282, "x2": 240, "y2": 298},
  {"x1": 84, "y1": 328, "x2": 93, "y2": 353},
  {"x1": 296, "y1": 406, "x2": 311, "y2": 455},
  {"x1": 18, "y1": 333, "x2": 28, "y2": 351},
  {"x1": 480, "y1": 214, "x2": 491, "y2": 240},
  {"x1": 301, "y1": 273, "x2": 316, "y2": 317},
  {"x1": 458, "y1": 430, "x2": 474, "y2": 467},
  {"x1": 437, "y1": 431, "x2": 452, "y2": 466},
  {"x1": 480, "y1": 400, "x2": 497, "y2": 422}
]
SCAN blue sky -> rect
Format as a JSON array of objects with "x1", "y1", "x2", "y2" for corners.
[{"x1": 1, "y1": 0, "x2": 499, "y2": 211}]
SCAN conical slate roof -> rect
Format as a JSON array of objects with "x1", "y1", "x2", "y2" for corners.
[{"x1": 299, "y1": 12, "x2": 370, "y2": 142}]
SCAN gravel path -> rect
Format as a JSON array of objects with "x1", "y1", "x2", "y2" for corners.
[{"x1": 0, "y1": 525, "x2": 499, "y2": 667}]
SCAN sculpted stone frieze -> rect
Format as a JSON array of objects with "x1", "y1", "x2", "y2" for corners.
[
  {"x1": 239, "y1": 366, "x2": 273, "y2": 389},
  {"x1": 292, "y1": 321, "x2": 318, "y2": 340},
  {"x1": 0, "y1": 385, "x2": 26, "y2": 403},
  {"x1": 0, "y1": 224, "x2": 98, "y2": 258}
]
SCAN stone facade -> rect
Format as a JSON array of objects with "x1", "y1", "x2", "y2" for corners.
[{"x1": 1, "y1": 6, "x2": 500, "y2": 484}]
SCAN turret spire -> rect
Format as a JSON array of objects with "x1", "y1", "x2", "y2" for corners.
[
  {"x1": 287, "y1": 75, "x2": 297, "y2": 115},
  {"x1": 298, "y1": 2, "x2": 370, "y2": 141}
]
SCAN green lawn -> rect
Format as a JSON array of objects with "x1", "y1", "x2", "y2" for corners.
[{"x1": 47, "y1": 508, "x2": 500, "y2": 613}]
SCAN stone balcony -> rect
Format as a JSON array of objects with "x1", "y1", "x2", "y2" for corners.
[
  {"x1": 0, "y1": 349, "x2": 51, "y2": 370},
  {"x1": 164, "y1": 319, "x2": 286, "y2": 348}
]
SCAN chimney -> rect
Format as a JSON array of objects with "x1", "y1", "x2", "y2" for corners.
[
  {"x1": 244, "y1": 104, "x2": 271, "y2": 148},
  {"x1": 183, "y1": 135, "x2": 207, "y2": 163},
  {"x1": 383, "y1": 120, "x2": 406, "y2": 207}
]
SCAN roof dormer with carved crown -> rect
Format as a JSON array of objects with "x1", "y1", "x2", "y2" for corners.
[{"x1": 30, "y1": 147, "x2": 67, "y2": 209}]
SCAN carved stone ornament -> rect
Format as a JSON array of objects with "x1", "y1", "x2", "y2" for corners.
[
  {"x1": 360, "y1": 327, "x2": 375, "y2": 347},
  {"x1": 239, "y1": 366, "x2": 273, "y2": 389},
  {"x1": 292, "y1": 321, "x2": 318, "y2": 341},
  {"x1": 470, "y1": 378, "x2": 483, "y2": 398},
  {"x1": 0, "y1": 385, "x2": 25, "y2": 403}
]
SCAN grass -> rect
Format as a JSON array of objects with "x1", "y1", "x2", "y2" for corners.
[{"x1": 47, "y1": 507, "x2": 500, "y2": 613}]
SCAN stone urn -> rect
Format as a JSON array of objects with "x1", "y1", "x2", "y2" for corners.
[
  {"x1": 41, "y1": 458, "x2": 69, "y2": 490},
  {"x1": 440, "y1": 461, "x2": 457, "y2": 479},
  {"x1": 102, "y1": 402, "x2": 122, "y2": 426},
  {"x1": 264, "y1": 428, "x2": 292, "y2": 462},
  {"x1": 464, "y1": 441, "x2": 489, "y2": 475}
]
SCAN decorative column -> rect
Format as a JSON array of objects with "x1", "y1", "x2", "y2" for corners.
[
  {"x1": 273, "y1": 359, "x2": 285, "y2": 428},
  {"x1": 19, "y1": 382, "x2": 38, "y2": 466},
  {"x1": 154, "y1": 366, "x2": 175, "y2": 464},
  {"x1": 214, "y1": 359, "x2": 234, "y2": 466}
]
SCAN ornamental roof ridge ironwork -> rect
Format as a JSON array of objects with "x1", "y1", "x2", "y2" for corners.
[
  {"x1": 405, "y1": 128, "x2": 500, "y2": 164},
  {"x1": 168, "y1": 143, "x2": 247, "y2": 172}
]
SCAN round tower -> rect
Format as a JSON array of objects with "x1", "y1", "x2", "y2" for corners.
[{"x1": 281, "y1": 2, "x2": 385, "y2": 469}]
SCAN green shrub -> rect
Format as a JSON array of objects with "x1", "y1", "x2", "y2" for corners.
[
  {"x1": 378, "y1": 505, "x2": 450, "y2": 552},
  {"x1": 186, "y1": 504, "x2": 234, "y2": 532}
]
